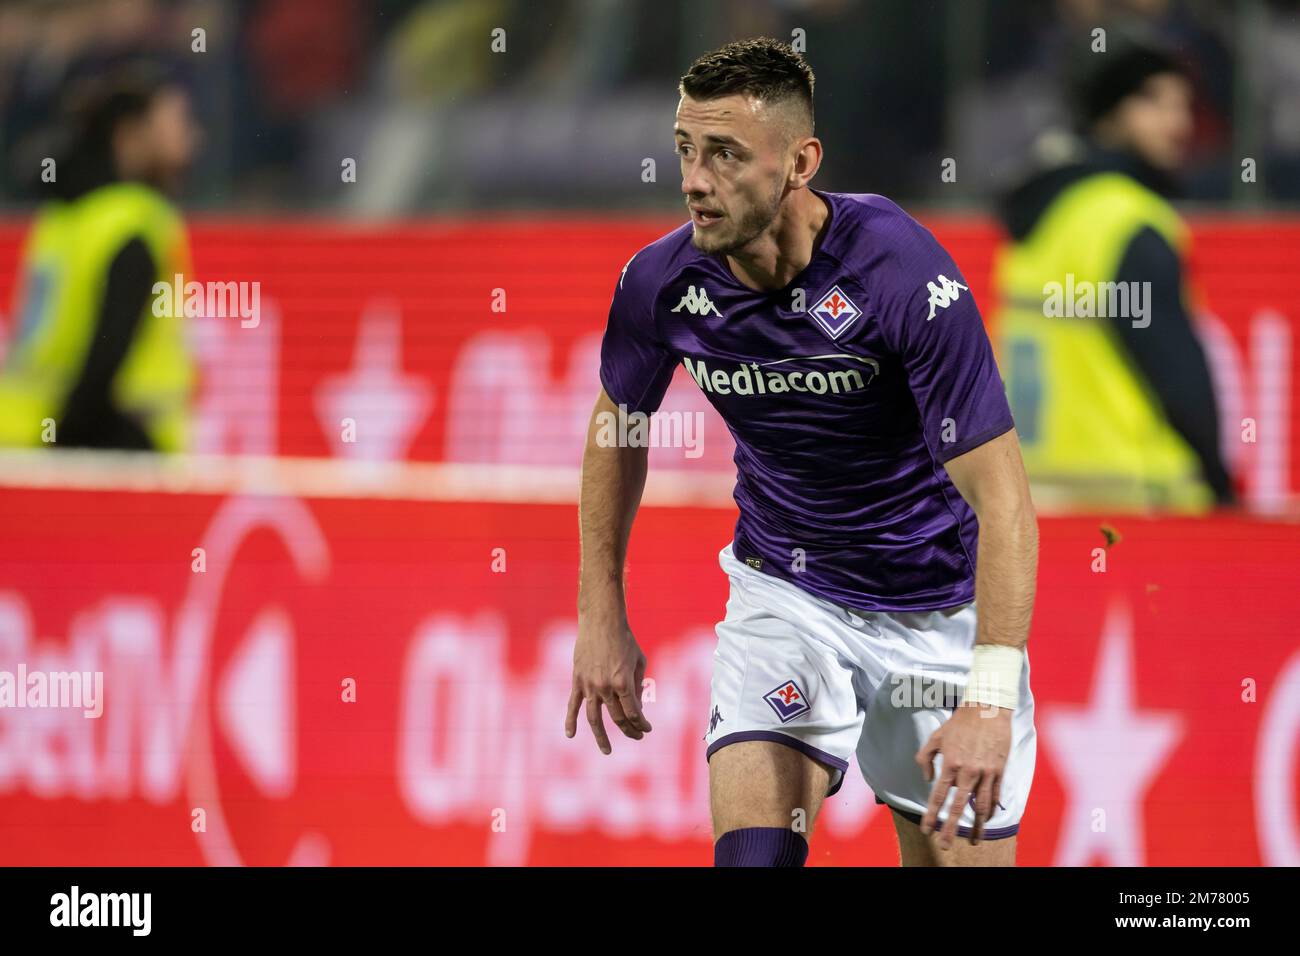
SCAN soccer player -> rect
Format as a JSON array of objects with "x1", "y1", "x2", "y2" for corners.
[{"x1": 566, "y1": 38, "x2": 1038, "y2": 867}]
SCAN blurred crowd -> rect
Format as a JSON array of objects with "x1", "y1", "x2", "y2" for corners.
[{"x1": 0, "y1": 0, "x2": 1297, "y2": 213}]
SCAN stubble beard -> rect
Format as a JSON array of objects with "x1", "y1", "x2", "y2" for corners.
[{"x1": 690, "y1": 182, "x2": 784, "y2": 257}]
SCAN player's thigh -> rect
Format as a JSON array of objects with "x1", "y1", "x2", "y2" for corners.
[
  {"x1": 890, "y1": 810, "x2": 1017, "y2": 867},
  {"x1": 710, "y1": 740, "x2": 834, "y2": 840}
]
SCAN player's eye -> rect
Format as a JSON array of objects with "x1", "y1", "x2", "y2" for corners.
[
  {"x1": 718, "y1": 149, "x2": 735, "y2": 161},
  {"x1": 675, "y1": 143, "x2": 691, "y2": 156}
]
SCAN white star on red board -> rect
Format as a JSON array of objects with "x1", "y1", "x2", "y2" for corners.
[
  {"x1": 1042, "y1": 602, "x2": 1184, "y2": 866},
  {"x1": 314, "y1": 301, "x2": 433, "y2": 462}
]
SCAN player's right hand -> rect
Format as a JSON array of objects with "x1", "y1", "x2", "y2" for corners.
[{"x1": 566, "y1": 609, "x2": 652, "y2": 754}]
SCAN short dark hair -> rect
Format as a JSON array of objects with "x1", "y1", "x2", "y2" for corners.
[{"x1": 679, "y1": 38, "x2": 815, "y2": 133}]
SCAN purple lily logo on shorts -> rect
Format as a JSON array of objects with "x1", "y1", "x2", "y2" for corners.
[{"x1": 764, "y1": 679, "x2": 811, "y2": 722}]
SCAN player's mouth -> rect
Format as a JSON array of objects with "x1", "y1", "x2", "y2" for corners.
[{"x1": 690, "y1": 205, "x2": 725, "y2": 227}]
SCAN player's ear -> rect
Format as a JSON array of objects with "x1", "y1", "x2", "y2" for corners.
[{"x1": 789, "y1": 137, "x2": 821, "y2": 188}]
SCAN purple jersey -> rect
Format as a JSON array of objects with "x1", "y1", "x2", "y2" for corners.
[{"x1": 598, "y1": 190, "x2": 1015, "y2": 611}]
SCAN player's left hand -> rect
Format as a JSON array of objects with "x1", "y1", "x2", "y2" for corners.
[{"x1": 915, "y1": 701, "x2": 1011, "y2": 849}]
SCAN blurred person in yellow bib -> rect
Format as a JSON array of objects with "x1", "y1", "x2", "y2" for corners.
[
  {"x1": 0, "y1": 64, "x2": 200, "y2": 452},
  {"x1": 995, "y1": 30, "x2": 1235, "y2": 514}
]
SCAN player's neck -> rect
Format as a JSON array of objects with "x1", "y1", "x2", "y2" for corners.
[{"x1": 724, "y1": 188, "x2": 830, "y2": 293}]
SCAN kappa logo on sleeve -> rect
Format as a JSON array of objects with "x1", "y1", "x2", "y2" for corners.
[
  {"x1": 671, "y1": 284, "x2": 723, "y2": 317},
  {"x1": 925, "y1": 274, "x2": 969, "y2": 320},
  {"x1": 810, "y1": 285, "x2": 862, "y2": 338},
  {"x1": 764, "y1": 679, "x2": 811, "y2": 722}
]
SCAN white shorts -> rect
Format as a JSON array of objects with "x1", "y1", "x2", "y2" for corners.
[{"x1": 704, "y1": 543, "x2": 1037, "y2": 840}]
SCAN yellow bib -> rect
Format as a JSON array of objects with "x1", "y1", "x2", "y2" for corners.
[
  {"x1": 0, "y1": 183, "x2": 194, "y2": 451},
  {"x1": 994, "y1": 172, "x2": 1213, "y2": 513}
]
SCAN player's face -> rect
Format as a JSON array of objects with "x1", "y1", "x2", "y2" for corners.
[
  {"x1": 1111, "y1": 72, "x2": 1194, "y2": 172},
  {"x1": 675, "y1": 93, "x2": 789, "y2": 255}
]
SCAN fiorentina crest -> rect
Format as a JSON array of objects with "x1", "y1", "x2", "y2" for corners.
[
  {"x1": 764, "y1": 679, "x2": 811, "y2": 722},
  {"x1": 809, "y1": 285, "x2": 862, "y2": 339}
]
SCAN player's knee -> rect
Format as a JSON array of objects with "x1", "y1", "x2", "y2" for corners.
[{"x1": 713, "y1": 827, "x2": 809, "y2": 867}]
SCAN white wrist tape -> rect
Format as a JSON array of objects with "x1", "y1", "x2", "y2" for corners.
[{"x1": 963, "y1": 644, "x2": 1023, "y2": 711}]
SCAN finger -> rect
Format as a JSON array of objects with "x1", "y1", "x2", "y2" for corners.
[
  {"x1": 941, "y1": 780, "x2": 975, "y2": 849},
  {"x1": 585, "y1": 697, "x2": 612, "y2": 755},
  {"x1": 971, "y1": 771, "x2": 997, "y2": 845},
  {"x1": 617, "y1": 686, "x2": 652, "y2": 734},
  {"x1": 915, "y1": 734, "x2": 941, "y2": 783},
  {"x1": 920, "y1": 761, "x2": 953, "y2": 835},
  {"x1": 618, "y1": 665, "x2": 652, "y2": 733},
  {"x1": 631, "y1": 656, "x2": 652, "y2": 732},
  {"x1": 603, "y1": 693, "x2": 643, "y2": 740},
  {"x1": 564, "y1": 685, "x2": 584, "y2": 738},
  {"x1": 940, "y1": 765, "x2": 982, "y2": 848}
]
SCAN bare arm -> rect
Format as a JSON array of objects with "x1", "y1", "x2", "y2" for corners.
[
  {"x1": 566, "y1": 388, "x2": 654, "y2": 753},
  {"x1": 578, "y1": 388, "x2": 648, "y2": 611},
  {"x1": 915, "y1": 427, "x2": 1038, "y2": 848},
  {"x1": 943, "y1": 427, "x2": 1038, "y2": 652}
]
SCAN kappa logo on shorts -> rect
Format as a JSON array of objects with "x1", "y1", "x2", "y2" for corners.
[
  {"x1": 764, "y1": 679, "x2": 811, "y2": 723},
  {"x1": 709, "y1": 705, "x2": 725, "y2": 734}
]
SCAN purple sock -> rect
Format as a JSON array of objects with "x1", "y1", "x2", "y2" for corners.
[{"x1": 714, "y1": 827, "x2": 809, "y2": 867}]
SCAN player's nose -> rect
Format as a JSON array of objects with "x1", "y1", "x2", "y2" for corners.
[{"x1": 681, "y1": 162, "x2": 711, "y2": 199}]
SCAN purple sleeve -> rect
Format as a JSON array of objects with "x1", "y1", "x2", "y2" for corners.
[
  {"x1": 598, "y1": 252, "x2": 677, "y2": 415},
  {"x1": 883, "y1": 224, "x2": 1015, "y2": 463}
]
